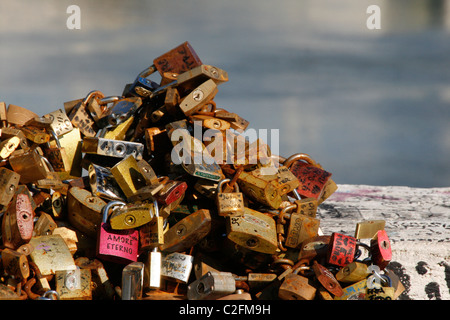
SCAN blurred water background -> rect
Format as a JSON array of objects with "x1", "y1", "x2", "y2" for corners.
[{"x1": 0, "y1": 0, "x2": 449, "y2": 188}]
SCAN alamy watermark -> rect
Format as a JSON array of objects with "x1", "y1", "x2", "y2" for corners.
[
  {"x1": 366, "y1": 5, "x2": 381, "y2": 30},
  {"x1": 66, "y1": 5, "x2": 81, "y2": 30}
]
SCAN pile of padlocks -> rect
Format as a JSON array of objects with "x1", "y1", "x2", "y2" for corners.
[{"x1": 0, "y1": 42, "x2": 402, "y2": 300}]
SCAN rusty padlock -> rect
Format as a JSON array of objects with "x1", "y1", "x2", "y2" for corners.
[
  {"x1": 216, "y1": 178, "x2": 245, "y2": 217},
  {"x1": 370, "y1": 229, "x2": 392, "y2": 270},
  {"x1": 2, "y1": 191, "x2": 34, "y2": 249},
  {"x1": 326, "y1": 232, "x2": 357, "y2": 267}
]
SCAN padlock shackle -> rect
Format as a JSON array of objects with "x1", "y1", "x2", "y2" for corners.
[
  {"x1": 283, "y1": 153, "x2": 317, "y2": 169},
  {"x1": 83, "y1": 90, "x2": 105, "y2": 105},
  {"x1": 102, "y1": 200, "x2": 126, "y2": 223},
  {"x1": 217, "y1": 178, "x2": 239, "y2": 193},
  {"x1": 278, "y1": 204, "x2": 296, "y2": 224}
]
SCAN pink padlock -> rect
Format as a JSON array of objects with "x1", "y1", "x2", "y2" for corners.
[{"x1": 96, "y1": 200, "x2": 139, "y2": 264}]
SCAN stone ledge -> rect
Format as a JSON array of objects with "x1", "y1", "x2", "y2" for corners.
[{"x1": 318, "y1": 184, "x2": 450, "y2": 300}]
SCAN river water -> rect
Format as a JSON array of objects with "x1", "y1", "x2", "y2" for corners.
[{"x1": 1, "y1": 0, "x2": 449, "y2": 187}]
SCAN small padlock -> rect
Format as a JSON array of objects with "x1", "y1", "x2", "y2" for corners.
[
  {"x1": 312, "y1": 261, "x2": 343, "y2": 297},
  {"x1": 0, "y1": 136, "x2": 20, "y2": 159},
  {"x1": 354, "y1": 220, "x2": 386, "y2": 239},
  {"x1": 178, "y1": 79, "x2": 219, "y2": 116},
  {"x1": 122, "y1": 262, "x2": 144, "y2": 300},
  {"x1": 365, "y1": 286, "x2": 395, "y2": 301},
  {"x1": 293, "y1": 197, "x2": 318, "y2": 218},
  {"x1": 1, "y1": 248, "x2": 30, "y2": 280},
  {"x1": 75, "y1": 257, "x2": 115, "y2": 300},
  {"x1": 154, "y1": 179, "x2": 188, "y2": 206},
  {"x1": 82, "y1": 137, "x2": 145, "y2": 160},
  {"x1": 89, "y1": 163, "x2": 126, "y2": 201},
  {"x1": 55, "y1": 268, "x2": 92, "y2": 300},
  {"x1": 55, "y1": 127, "x2": 83, "y2": 179},
  {"x1": 161, "y1": 252, "x2": 194, "y2": 284},
  {"x1": 278, "y1": 273, "x2": 316, "y2": 300},
  {"x1": 298, "y1": 235, "x2": 330, "y2": 261},
  {"x1": 284, "y1": 153, "x2": 332, "y2": 200},
  {"x1": 216, "y1": 178, "x2": 245, "y2": 217},
  {"x1": 42, "y1": 108, "x2": 74, "y2": 137},
  {"x1": 2, "y1": 191, "x2": 34, "y2": 249},
  {"x1": 225, "y1": 207, "x2": 278, "y2": 254},
  {"x1": 0, "y1": 127, "x2": 29, "y2": 151},
  {"x1": 327, "y1": 232, "x2": 357, "y2": 267},
  {"x1": 0, "y1": 168, "x2": 20, "y2": 207},
  {"x1": 33, "y1": 212, "x2": 57, "y2": 236},
  {"x1": 96, "y1": 97, "x2": 142, "y2": 129},
  {"x1": 139, "y1": 204, "x2": 165, "y2": 250},
  {"x1": 160, "y1": 209, "x2": 211, "y2": 253},
  {"x1": 96, "y1": 200, "x2": 139, "y2": 264},
  {"x1": 20, "y1": 126, "x2": 50, "y2": 144},
  {"x1": 110, "y1": 155, "x2": 148, "y2": 200},
  {"x1": 370, "y1": 229, "x2": 392, "y2": 270},
  {"x1": 43, "y1": 131, "x2": 71, "y2": 173},
  {"x1": 143, "y1": 248, "x2": 162, "y2": 290},
  {"x1": 335, "y1": 261, "x2": 370, "y2": 283},
  {"x1": 334, "y1": 279, "x2": 368, "y2": 300},
  {"x1": 187, "y1": 271, "x2": 236, "y2": 300},
  {"x1": 67, "y1": 91, "x2": 101, "y2": 137},
  {"x1": 280, "y1": 204, "x2": 320, "y2": 250},
  {"x1": 109, "y1": 200, "x2": 159, "y2": 230}
]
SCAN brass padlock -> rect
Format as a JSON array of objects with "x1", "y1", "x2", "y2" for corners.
[
  {"x1": 280, "y1": 204, "x2": 320, "y2": 249},
  {"x1": 55, "y1": 127, "x2": 83, "y2": 179},
  {"x1": 43, "y1": 132, "x2": 71, "y2": 173},
  {"x1": 20, "y1": 126, "x2": 50, "y2": 144},
  {"x1": 225, "y1": 207, "x2": 278, "y2": 254},
  {"x1": 139, "y1": 210, "x2": 165, "y2": 250},
  {"x1": 28, "y1": 234, "x2": 77, "y2": 276},
  {"x1": 109, "y1": 200, "x2": 159, "y2": 230},
  {"x1": 187, "y1": 271, "x2": 235, "y2": 300},
  {"x1": 293, "y1": 197, "x2": 318, "y2": 218},
  {"x1": 33, "y1": 212, "x2": 57, "y2": 236},
  {"x1": 216, "y1": 178, "x2": 245, "y2": 217},
  {"x1": 110, "y1": 155, "x2": 147, "y2": 200},
  {"x1": 67, "y1": 186, "x2": 107, "y2": 238},
  {"x1": 8, "y1": 148, "x2": 48, "y2": 184},
  {"x1": 178, "y1": 79, "x2": 218, "y2": 116},
  {"x1": 1, "y1": 248, "x2": 30, "y2": 280},
  {"x1": 160, "y1": 209, "x2": 211, "y2": 253},
  {"x1": 6, "y1": 104, "x2": 39, "y2": 127},
  {"x1": 0, "y1": 168, "x2": 20, "y2": 207},
  {"x1": 278, "y1": 273, "x2": 316, "y2": 300},
  {"x1": 0, "y1": 136, "x2": 20, "y2": 159},
  {"x1": 335, "y1": 261, "x2": 370, "y2": 283},
  {"x1": 0, "y1": 127, "x2": 29, "y2": 151},
  {"x1": 67, "y1": 90, "x2": 102, "y2": 137},
  {"x1": 355, "y1": 220, "x2": 386, "y2": 240},
  {"x1": 189, "y1": 114, "x2": 231, "y2": 131}
]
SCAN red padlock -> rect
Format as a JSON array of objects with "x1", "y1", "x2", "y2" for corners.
[
  {"x1": 96, "y1": 201, "x2": 139, "y2": 264},
  {"x1": 327, "y1": 232, "x2": 356, "y2": 267},
  {"x1": 284, "y1": 153, "x2": 331, "y2": 200},
  {"x1": 370, "y1": 229, "x2": 392, "y2": 270},
  {"x1": 154, "y1": 179, "x2": 187, "y2": 206}
]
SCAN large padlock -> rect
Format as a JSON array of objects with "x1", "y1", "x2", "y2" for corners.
[
  {"x1": 327, "y1": 232, "x2": 357, "y2": 267},
  {"x1": 370, "y1": 229, "x2": 392, "y2": 270},
  {"x1": 6, "y1": 104, "x2": 39, "y2": 127},
  {"x1": 160, "y1": 209, "x2": 211, "y2": 253},
  {"x1": 2, "y1": 190, "x2": 34, "y2": 249},
  {"x1": 0, "y1": 127, "x2": 30, "y2": 151},
  {"x1": 216, "y1": 178, "x2": 245, "y2": 217},
  {"x1": 96, "y1": 200, "x2": 139, "y2": 264},
  {"x1": 8, "y1": 148, "x2": 48, "y2": 184},
  {"x1": 67, "y1": 186, "x2": 107, "y2": 238},
  {"x1": 284, "y1": 153, "x2": 333, "y2": 200},
  {"x1": 55, "y1": 127, "x2": 83, "y2": 179},
  {"x1": 225, "y1": 207, "x2": 278, "y2": 254},
  {"x1": 28, "y1": 234, "x2": 77, "y2": 276},
  {"x1": 0, "y1": 168, "x2": 20, "y2": 207}
]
